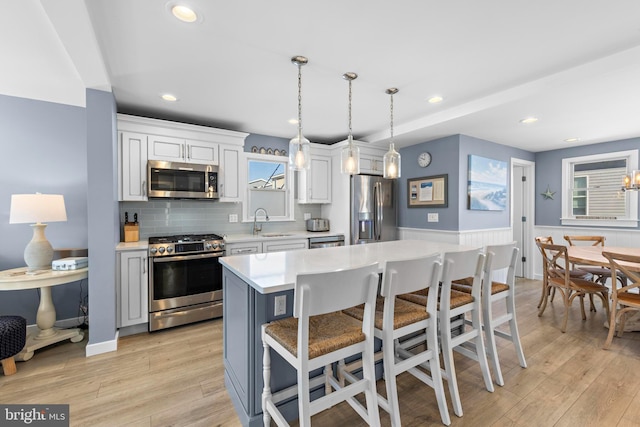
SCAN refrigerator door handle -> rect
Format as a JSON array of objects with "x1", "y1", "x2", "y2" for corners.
[{"x1": 374, "y1": 182, "x2": 383, "y2": 240}]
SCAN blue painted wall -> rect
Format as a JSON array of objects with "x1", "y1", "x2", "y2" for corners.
[
  {"x1": 0, "y1": 94, "x2": 88, "y2": 324},
  {"x1": 86, "y1": 89, "x2": 119, "y2": 345},
  {"x1": 398, "y1": 134, "x2": 534, "y2": 231},
  {"x1": 535, "y1": 137, "x2": 640, "y2": 227}
]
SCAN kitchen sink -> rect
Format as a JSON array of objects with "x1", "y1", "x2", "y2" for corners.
[{"x1": 261, "y1": 233, "x2": 293, "y2": 237}]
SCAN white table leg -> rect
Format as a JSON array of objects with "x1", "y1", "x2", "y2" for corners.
[{"x1": 15, "y1": 286, "x2": 84, "y2": 362}]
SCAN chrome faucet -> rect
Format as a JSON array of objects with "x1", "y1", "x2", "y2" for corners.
[{"x1": 252, "y1": 208, "x2": 269, "y2": 235}]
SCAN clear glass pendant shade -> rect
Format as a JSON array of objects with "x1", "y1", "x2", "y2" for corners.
[
  {"x1": 341, "y1": 137, "x2": 360, "y2": 175},
  {"x1": 289, "y1": 132, "x2": 311, "y2": 170},
  {"x1": 383, "y1": 142, "x2": 401, "y2": 179}
]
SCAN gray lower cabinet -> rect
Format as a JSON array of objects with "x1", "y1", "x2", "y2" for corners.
[{"x1": 117, "y1": 250, "x2": 148, "y2": 328}]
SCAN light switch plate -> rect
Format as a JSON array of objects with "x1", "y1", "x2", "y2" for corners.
[
  {"x1": 427, "y1": 213, "x2": 439, "y2": 222},
  {"x1": 304, "y1": 213, "x2": 311, "y2": 220},
  {"x1": 229, "y1": 214, "x2": 238, "y2": 223},
  {"x1": 274, "y1": 295, "x2": 286, "y2": 316}
]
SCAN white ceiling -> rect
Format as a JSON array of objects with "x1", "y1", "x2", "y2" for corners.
[{"x1": 6, "y1": 1, "x2": 640, "y2": 152}]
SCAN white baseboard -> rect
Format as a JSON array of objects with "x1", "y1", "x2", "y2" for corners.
[{"x1": 86, "y1": 330, "x2": 119, "y2": 357}]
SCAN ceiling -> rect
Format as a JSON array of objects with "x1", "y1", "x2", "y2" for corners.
[{"x1": 6, "y1": 1, "x2": 640, "y2": 152}]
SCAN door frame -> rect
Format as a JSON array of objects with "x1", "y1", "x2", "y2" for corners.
[{"x1": 511, "y1": 157, "x2": 535, "y2": 279}]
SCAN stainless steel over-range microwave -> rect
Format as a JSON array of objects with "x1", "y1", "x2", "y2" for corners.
[{"x1": 147, "y1": 160, "x2": 219, "y2": 200}]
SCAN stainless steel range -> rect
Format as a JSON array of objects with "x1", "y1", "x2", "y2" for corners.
[{"x1": 148, "y1": 233, "x2": 225, "y2": 332}]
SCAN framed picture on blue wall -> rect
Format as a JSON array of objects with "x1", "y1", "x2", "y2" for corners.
[{"x1": 468, "y1": 155, "x2": 507, "y2": 211}]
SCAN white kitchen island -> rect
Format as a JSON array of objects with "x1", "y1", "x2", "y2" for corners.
[{"x1": 219, "y1": 240, "x2": 473, "y2": 427}]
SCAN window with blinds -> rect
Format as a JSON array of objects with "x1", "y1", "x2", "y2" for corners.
[{"x1": 562, "y1": 150, "x2": 639, "y2": 227}]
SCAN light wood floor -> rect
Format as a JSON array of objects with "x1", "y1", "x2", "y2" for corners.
[{"x1": 2, "y1": 278, "x2": 640, "y2": 426}]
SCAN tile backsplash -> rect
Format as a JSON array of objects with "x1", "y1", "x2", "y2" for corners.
[{"x1": 119, "y1": 200, "x2": 322, "y2": 239}]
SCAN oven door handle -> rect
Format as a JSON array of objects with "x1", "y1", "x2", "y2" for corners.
[{"x1": 152, "y1": 252, "x2": 224, "y2": 263}]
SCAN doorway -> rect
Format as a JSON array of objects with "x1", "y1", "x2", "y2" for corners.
[{"x1": 511, "y1": 158, "x2": 535, "y2": 279}]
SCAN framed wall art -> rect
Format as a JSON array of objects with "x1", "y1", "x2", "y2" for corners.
[
  {"x1": 407, "y1": 174, "x2": 448, "y2": 208},
  {"x1": 467, "y1": 155, "x2": 507, "y2": 211}
]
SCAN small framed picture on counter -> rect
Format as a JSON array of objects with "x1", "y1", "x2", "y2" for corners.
[{"x1": 407, "y1": 174, "x2": 448, "y2": 208}]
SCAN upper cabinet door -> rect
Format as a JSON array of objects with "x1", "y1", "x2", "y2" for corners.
[
  {"x1": 219, "y1": 144, "x2": 241, "y2": 202},
  {"x1": 186, "y1": 140, "x2": 219, "y2": 165},
  {"x1": 298, "y1": 154, "x2": 332, "y2": 204},
  {"x1": 148, "y1": 135, "x2": 186, "y2": 162},
  {"x1": 120, "y1": 132, "x2": 148, "y2": 201}
]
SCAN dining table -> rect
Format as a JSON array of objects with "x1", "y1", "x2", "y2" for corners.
[{"x1": 567, "y1": 245, "x2": 640, "y2": 331}]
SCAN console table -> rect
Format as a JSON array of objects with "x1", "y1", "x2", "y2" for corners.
[{"x1": 0, "y1": 266, "x2": 88, "y2": 361}]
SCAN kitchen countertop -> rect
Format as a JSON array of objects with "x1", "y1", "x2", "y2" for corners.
[
  {"x1": 223, "y1": 230, "x2": 344, "y2": 243},
  {"x1": 219, "y1": 239, "x2": 474, "y2": 294},
  {"x1": 115, "y1": 231, "x2": 345, "y2": 251}
]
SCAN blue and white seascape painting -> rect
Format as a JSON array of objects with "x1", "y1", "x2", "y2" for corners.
[{"x1": 468, "y1": 155, "x2": 507, "y2": 211}]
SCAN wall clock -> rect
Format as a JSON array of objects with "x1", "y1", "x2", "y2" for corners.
[{"x1": 418, "y1": 152, "x2": 432, "y2": 167}]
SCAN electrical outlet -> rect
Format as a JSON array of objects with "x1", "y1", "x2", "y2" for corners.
[
  {"x1": 274, "y1": 295, "x2": 286, "y2": 316},
  {"x1": 229, "y1": 214, "x2": 238, "y2": 223},
  {"x1": 304, "y1": 213, "x2": 311, "y2": 220},
  {"x1": 427, "y1": 213, "x2": 439, "y2": 222}
]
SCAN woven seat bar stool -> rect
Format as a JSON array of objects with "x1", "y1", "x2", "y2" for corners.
[
  {"x1": 450, "y1": 242, "x2": 527, "y2": 386},
  {"x1": 342, "y1": 254, "x2": 451, "y2": 426},
  {"x1": 0, "y1": 316, "x2": 27, "y2": 376},
  {"x1": 398, "y1": 248, "x2": 494, "y2": 418},
  {"x1": 261, "y1": 262, "x2": 381, "y2": 427}
]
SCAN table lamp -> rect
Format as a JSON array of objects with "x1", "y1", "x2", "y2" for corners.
[{"x1": 9, "y1": 193, "x2": 67, "y2": 271}]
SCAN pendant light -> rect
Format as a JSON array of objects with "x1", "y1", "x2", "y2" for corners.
[
  {"x1": 341, "y1": 72, "x2": 360, "y2": 175},
  {"x1": 383, "y1": 88, "x2": 401, "y2": 179},
  {"x1": 289, "y1": 56, "x2": 311, "y2": 170}
]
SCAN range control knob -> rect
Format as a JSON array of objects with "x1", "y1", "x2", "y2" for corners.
[
  {"x1": 205, "y1": 243, "x2": 213, "y2": 250},
  {"x1": 212, "y1": 242, "x2": 219, "y2": 250},
  {"x1": 166, "y1": 246, "x2": 174, "y2": 253},
  {"x1": 219, "y1": 242, "x2": 225, "y2": 249},
  {"x1": 158, "y1": 247, "x2": 165, "y2": 254},
  {"x1": 150, "y1": 247, "x2": 158, "y2": 254}
]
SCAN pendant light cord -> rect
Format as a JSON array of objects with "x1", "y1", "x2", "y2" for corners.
[
  {"x1": 348, "y1": 78, "x2": 353, "y2": 140},
  {"x1": 297, "y1": 63, "x2": 303, "y2": 140},
  {"x1": 389, "y1": 92, "x2": 394, "y2": 142}
]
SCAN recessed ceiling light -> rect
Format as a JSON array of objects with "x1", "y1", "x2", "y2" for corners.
[
  {"x1": 170, "y1": 4, "x2": 198, "y2": 23},
  {"x1": 427, "y1": 95, "x2": 443, "y2": 104},
  {"x1": 519, "y1": 117, "x2": 538, "y2": 124},
  {"x1": 564, "y1": 137, "x2": 580, "y2": 143},
  {"x1": 161, "y1": 94, "x2": 178, "y2": 102}
]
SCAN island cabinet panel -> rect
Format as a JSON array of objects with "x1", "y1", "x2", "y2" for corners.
[{"x1": 223, "y1": 267, "x2": 324, "y2": 426}]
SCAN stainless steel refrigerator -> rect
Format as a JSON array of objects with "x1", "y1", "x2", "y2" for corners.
[{"x1": 350, "y1": 174, "x2": 397, "y2": 244}]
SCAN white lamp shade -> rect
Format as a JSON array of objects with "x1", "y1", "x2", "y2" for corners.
[{"x1": 10, "y1": 194, "x2": 67, "y2": 224}]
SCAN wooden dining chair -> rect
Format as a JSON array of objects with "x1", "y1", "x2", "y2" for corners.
[
  {"x1": 564, "y1": 235, "x2": 627, "y2": 287},
  {"x1": 398, "y1": 248, "x2": 494, "y2": 417},
  {"x1": 602, "y1": 251, "x2": 640, "y2": 350},
  {"x1": 261, "y1": 262, "x2": 381, "y2": 427},
  {"x1": 536, "y1": 242, "x2": 610, "y2": 333},
  {"x1": 341, "y1": 254, "x2": 451, "y2": 426},
  {"x1": 535, "y1": 236, "x2": 592, "y2": 309}
]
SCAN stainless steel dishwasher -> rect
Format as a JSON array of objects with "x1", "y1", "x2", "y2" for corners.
[{"x1": 308, "y1": 235, "x2": 345, "y2": 249}]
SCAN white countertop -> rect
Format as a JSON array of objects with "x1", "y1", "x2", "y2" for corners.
[
  {"x1": 219, "y1": 240, "x2": 475, "y2": 294},
  {"x1": 116, "y1": 240, "x2": 149, "y2": 251},
  {"x1": 224, "y1": 231, "x2": 344, "y2": 243}
]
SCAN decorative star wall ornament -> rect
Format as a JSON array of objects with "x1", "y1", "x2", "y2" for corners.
[{"x1": 541, "y1": 185, "x2": 556, "y2": 200}]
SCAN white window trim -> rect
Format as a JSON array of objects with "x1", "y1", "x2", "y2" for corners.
[
  {"x1": 561, "y1": 149, "x2": 638, "y2": 227},
  {"x1": 241, "y1": 153, "x2": 295, "y2": 223}
]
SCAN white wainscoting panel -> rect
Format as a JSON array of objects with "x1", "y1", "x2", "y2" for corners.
[{"x1": 399, "y1": 227, "x2": 513, "y2": 247}]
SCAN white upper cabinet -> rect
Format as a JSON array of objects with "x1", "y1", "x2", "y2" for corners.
[
  {"x1": 298, "y1": 145, "x2": 332, "y2": 204},
  {"x1": 219, "y1": 144, "x2": 242, "y2": 202},
  {"x1": 359, "y1": 153, "x2": 384, "y2": 175},
  {"x1": 119, "y1": 131, "x2": 148, "y2": 201},
  {"x1": 117, "y1": 114, "x2": 248, "y2": 202},
  {"x1": 148, "y1": 135, "x2": 219, "y2": 165}
]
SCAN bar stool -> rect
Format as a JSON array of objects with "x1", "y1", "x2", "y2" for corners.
[
  {"x1": 261, "y1": 262, "x2": 381, "y2": 427},
  {"x1": 451, "y1": 242, "x2": 527, "y2": 386},
  {"x1": 399, "y1": 248, "x2": 494, "y2": 417},
  {"x1": 342, "y1": 254, "x2": 451, "y2": 426}
]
